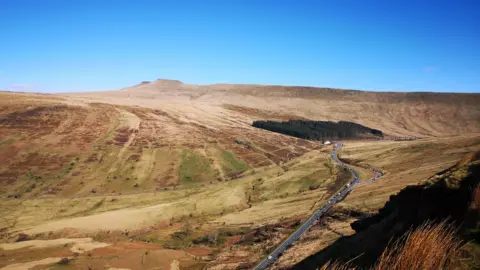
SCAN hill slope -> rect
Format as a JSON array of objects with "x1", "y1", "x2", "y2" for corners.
[
  {"x1": 293, "y1": 152, "x2": 480, "y2": 269},
  {"x1": 0, "y1": 82, "x2": 479, "y2": 269},
  {"x1": 67, "y1": 80, "x2": 480, "y2": 137}
]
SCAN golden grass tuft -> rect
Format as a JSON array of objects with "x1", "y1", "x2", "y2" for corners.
[
  {"x1": 319, "y1": 260, "x2": 358, "y2": 270},
  {"x1": 375, "y1": 220, "x2": 463, "y2": 270},
  {"x1": 318, "y1": 220, "x2": 464, "y2": 270}
]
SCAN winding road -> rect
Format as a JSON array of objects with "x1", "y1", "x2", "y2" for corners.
[{"x1": 254, "y1": 143, "x2": 382, "y2": 270}]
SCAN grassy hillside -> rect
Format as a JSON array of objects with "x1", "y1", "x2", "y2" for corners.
[
  {"x1": 179, "y1": 149, "x2": 218, "y2": 184},
  {"x1": 91, "y1": 80, "x2": 480, "y2": 137},
  {"x1": 293, "y1": 152, "x2": 480, "y2": 269},
  {"x1": 262, "y1": 135, "x2": 480, "y2": 269},
  {"x1": 0, "y1": 92, "x2": 321, "y2": 198},
  {"x1": 0, "y1": 83, "x2": 479, "y2": 269}
]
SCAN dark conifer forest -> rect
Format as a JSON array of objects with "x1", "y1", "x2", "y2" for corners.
[{"x1": 252, "y1": 120, "x2": 383, "y2": 141}]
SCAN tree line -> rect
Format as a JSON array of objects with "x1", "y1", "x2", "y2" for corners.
[{"x1": 252, "y1": 120, "x2": 383, "y2": 141}]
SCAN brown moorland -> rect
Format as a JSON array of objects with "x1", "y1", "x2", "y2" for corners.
[{"x1": 0, "y1": 81, "x2": 479, "y2": 269}]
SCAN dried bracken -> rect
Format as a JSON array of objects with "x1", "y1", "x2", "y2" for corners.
[
  {"x1": 375, "y1": 221, "x2": 463, "y2": 270},
  {"x1": 318, "y1": 220, "x2": 464, "y2": 270}
]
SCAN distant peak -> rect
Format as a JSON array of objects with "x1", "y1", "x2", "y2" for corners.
[{"x1": 155, "y1": 79, "x2": 183, "y2": 85}]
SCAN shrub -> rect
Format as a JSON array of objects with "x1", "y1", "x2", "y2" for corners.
[
  {"x1": 57, "y1": 257, "x2": 70, "y2": 264},
  {"x1": 16, "y1": 233, "x2": 30, "y2": 242}
]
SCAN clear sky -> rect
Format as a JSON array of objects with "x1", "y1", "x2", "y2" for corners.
[{"x1": 0, "y1": 0, "x2": 479, "y2": 93}]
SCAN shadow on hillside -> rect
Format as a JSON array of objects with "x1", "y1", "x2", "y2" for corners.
[{"x1": 292, "y1": 161, "x2": 480, "y2": 270}]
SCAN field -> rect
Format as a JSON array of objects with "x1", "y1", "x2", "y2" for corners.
[{"x1": 0, "y1": 81, "x2": 479, "y2": 269}]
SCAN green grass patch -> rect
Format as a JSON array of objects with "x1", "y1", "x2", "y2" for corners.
[
  {"x1": 163, "y1": 231, "x2": 193, "y2": 249},
  {"x1": 296, "y1": 170, "x2": 328, "y2": 191},
  {"x1": 25, "y1": 170, "x2": 42, "y2": 181},
  {"x1": 163, "y1": 222, "x2": 197, "y2": 249},
  {"x1": 135, "y1": 231, "x2": 165, "y2": 244},
  {"x1": 0, "y1": 135, "x2": 18, "y2": 146},
  {"x1": 273, "y1": 169, "x2": 329, "y2": 196},
  {"x1": 219, "y1": 150, "x2": 249, "y2": 176},
  {"x1": 179, "y1": 149, "x2": 217, "y2": 184},
  {"x1": 57, "y1": 160, "x2": 76, "y2": 179}
]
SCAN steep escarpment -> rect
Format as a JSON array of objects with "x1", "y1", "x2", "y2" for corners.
[{"x1": 293, "y1": 152, "x2": 480, "y2": 269}]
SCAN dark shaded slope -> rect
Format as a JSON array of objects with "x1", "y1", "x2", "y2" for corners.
[{"x1": 292, "y1": 153, "x2": 480, "y2": 270}]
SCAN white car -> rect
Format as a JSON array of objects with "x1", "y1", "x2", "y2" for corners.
[{"x1": 268, "y1": 255, "x2": 273, "y2": 260}]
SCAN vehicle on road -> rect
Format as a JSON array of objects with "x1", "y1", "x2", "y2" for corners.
[{"x1": 254, "y1": 143, "x2": 381, "y2": 270}]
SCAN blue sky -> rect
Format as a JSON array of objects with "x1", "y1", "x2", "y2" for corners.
[{"x1": 0, "y1": 0, "x2": 479, "y2": 93}]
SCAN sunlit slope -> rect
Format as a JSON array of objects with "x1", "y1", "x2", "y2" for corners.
[
  {"x1": 67, "y1": 79, "x2": 480, "y2": 137},
  {"x1": 0, "y1": 91, "x2": 320, "y2": 197},
  {"x1": 1, "y1": 85, "x2": 479, "y2": 270}
]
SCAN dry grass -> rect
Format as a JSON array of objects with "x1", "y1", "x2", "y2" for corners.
[
  {"x1": 340, "y1": 136, "x2": 480, "y2": 211},
  {"x1": 375, "y1": 221, "x2": 463, "y2": 270},
  {"x1": 1, "y1": 86, "x2": 479, "y2": 269},
  {"x1": 317, "y1": 221, "x2": 464, "y2": 270},
  {"x1": 0, "y1": 91, "x2": 323, "y2": 198},
  {"x1": 0, "y1": 150, "x2": 335, "y2": 234},
  {"x1": 319, "y1": 260, "x2": 354, "y2": 270},
  {"x1": 71, "y1": 80, "x2": 480, "y2": 137}
]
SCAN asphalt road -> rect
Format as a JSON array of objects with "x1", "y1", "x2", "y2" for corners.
[{"x1": 254, "y1": 143, "x2": 382, "y2": 270}]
